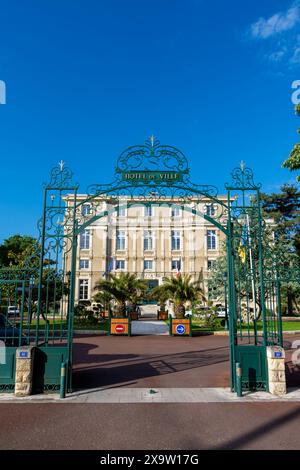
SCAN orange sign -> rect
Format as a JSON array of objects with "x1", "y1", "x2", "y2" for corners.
[
  {"x1": 110, "y1": 319, "x2": 129, "y2": 335},
  {"x1": 171, "y1": 319, "x2": 190, "y2": 336}
]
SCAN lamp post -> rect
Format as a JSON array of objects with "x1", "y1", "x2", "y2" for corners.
[{"x1": 224, "y1": 271, "x2": 228, "y2": 330}]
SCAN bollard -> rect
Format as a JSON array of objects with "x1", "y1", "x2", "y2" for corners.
[
  {"x1": 236, "y1": 362, "x2": 242, "y2": 397},
  {"x1": 60, "y1": 362, "x2": 66, "y2": 399}
]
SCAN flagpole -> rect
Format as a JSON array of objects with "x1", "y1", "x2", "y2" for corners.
[{"x1": 246, "y1": 213, "x2": 257, "y2": 328}]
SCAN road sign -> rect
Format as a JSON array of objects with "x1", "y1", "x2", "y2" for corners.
[
  {"x1": 176, "y1": 324, "x2": 186, "y2": 335},
  {"x1": 19, "y1": 351, "x2": 28, "y2": 358},
  {"x1": 115, "y1": 324, "x2": 125, "y2": 333}
]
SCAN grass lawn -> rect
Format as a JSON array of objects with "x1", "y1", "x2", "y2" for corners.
[
  {"x1": 191, "y1": 319, "x2": 300, "y2": 333},
  {"x1": 19, "y1": 317, "x2": 299, "y2": 334},
  {"x1": 21, "y1": 318, "x2": 109, "y2": 331}
]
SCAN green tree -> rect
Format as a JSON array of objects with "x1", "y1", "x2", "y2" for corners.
[
  {"x1": 0, "y1": 235, "x2": 39, "y2": 267},
  {"x1": 0, "y1": 235, "x2": 67, "y2": 318},
  {"x1": 151, "y1": 274, "x2": 206, "y2": 318},
  {"x1": 282, "y1": 104, "x2": 300, "y2": 180},
  {"x1": 94, "y1": 273, "x2": 148, "y2": 317},
  {"x1": 260, "y1": 185, "x2": 300, "y2": 249},
  {"x1": 260, "y1": 186, "x2": 300, "y2": 314}
]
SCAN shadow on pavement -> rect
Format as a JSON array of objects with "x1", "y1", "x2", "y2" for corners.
[{"x1": 72, "y1": 344, "x2": 229, "y2": 390}]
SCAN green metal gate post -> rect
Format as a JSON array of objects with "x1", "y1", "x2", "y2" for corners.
[
  {"x1": 257, "y1": 190, "x2": 268, "y2": 346},
  {"x1": 226, "y1": 218, "x2": 237, "y2": 392},
  {"x1": 67, "y1": 216, "x2": 78, "y2": 393},
  {"x1": 35, "y1": 187, "x2": 47, "y2": 346}
]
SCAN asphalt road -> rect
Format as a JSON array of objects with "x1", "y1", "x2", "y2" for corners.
[
  {"x1": 1, "y1": 402, "x2": 300, "y2": 449},
  {"x1": 72, "y1": 333, "x2": 300, "y2": 390},
  {"x1": 72, "y1": 334, "x2": 230, "y2": 390},
  {"x1": 0, "y1": 333, "x2": 299, "y2": 450}
]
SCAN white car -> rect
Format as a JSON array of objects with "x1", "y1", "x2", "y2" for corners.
[
  {"x1": 184, "y1": 310, "x2": 193, "y2": 317},
  {"x1": 7, "y1": 306, "x2": 20, "y2": 316}
]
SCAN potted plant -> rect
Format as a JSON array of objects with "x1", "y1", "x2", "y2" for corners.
[
  {"x1": 152, "y1": 274, "x2": 206, "y2": 335},
  {"x1": 94, "y1": 273, "x2": 147, "y2": 335},
  {"x1": 93, "y1": 291, "x2": 112, "y2": 319}
]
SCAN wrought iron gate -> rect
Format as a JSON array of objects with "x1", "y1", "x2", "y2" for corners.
[{"x1": 0, "y1": 138, "x2": 284, "y2": 394}]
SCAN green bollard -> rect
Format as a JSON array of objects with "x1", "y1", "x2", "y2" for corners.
[
  {"x1": 236, "y1": 362, "x2": 242, "y2": 397},
  {"x1": 60, "y1": 362, "x2": 66, "y2": 399}
]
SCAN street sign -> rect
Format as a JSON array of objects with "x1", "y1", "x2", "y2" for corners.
[
  {"x1": 115, "y1": 324, "x2": 125, "y2": 333},
  {"x1": 274, "y1": 351, "x2": 282, "y2": 358},
  {"x1": 19, "y1": 351, "x2": 28, "y2": 358},
  {"x1": 176, "y1": 324, "x2": 186, "y2": 335}
]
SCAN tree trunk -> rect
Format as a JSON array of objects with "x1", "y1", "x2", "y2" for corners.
[{"x1": 175, "y1": 303, "x2": 185, "y2": 319}]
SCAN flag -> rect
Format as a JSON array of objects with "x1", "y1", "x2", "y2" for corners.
[
  {"x1": 176, "y1": 259, "x2": 181, "y2": 277},
  {"x1": 238, "y1": 224, "x2": 247, "y2": 264},
  {"x1": 103, "y1": 258, "x2": 114, "y2": 277}
]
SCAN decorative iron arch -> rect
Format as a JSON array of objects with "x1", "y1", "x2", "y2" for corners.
[{"x1": 0, "y1": 137, "x2": 284, "y2": 397}]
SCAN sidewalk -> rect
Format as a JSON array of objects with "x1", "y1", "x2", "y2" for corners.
[{"x1": 1, "y1": 387, "x2": 300, "y2": 403}]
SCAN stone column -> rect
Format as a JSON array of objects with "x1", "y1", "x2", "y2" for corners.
[
  {"x1": 15, "y1": 346, "x2": 35, "y2": 397},
  {"x1": 266, "y1": 346, "x2": 286, "y2": 396}
]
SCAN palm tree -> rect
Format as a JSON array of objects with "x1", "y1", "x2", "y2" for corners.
[
  {"x1": 94, "y1": 273, "x2": 148, "y2": 317},
  {"x1": 151, "y1": 274, "x2": 206, "y2": 318}
]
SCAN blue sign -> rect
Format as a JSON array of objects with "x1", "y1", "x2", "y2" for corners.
[
  {"x1": 274, "y1": 351, "x2": 282, "y2": 358},
  {"x1": 176, "y1": 324, "x2": 186, "y2": 335},
  {"x1": 19, "y1": 351, "x2": 28, "y2": 358}
]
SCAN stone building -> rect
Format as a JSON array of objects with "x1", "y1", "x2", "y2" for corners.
[{"x1": 64, "y1": 194, "x2": 227, "y2": 304}]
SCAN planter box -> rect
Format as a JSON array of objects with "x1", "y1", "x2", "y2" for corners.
[
  {"x1": 157, "y1": 311, "x2": 168, "y2": 321},
  {"x1": 170, "y1": 318, "x2": 192, "y2": 336},
  {"x1": 129, "y1": 311, "x2": 138, "y2": 321},
  {"x1": 110, "y1": 318, "x2": 131, "y2": 336}
]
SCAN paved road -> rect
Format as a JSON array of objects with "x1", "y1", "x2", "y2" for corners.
[
  {"x1": 131, "y1": 320, "x2": 169, "y2": 335},
  {"x1": 72, "y1": 333, "x2": 300, "y2": 390},
  {"x1": 72, "y1": 334, "x2": 231, "y2": 390},
  {"x1": 0, "y1": 333, "x2": 299, "y2": 450},
  {"x1": 1, "y1": 402, "x2": 300, "y2": 449}
]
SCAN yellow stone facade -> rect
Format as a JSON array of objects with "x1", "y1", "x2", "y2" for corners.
[{"x1": 64, "y1": 195, "x2": 227, "y2": 303}]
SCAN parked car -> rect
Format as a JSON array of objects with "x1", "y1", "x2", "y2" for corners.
[
  {"x1": 0, "y1": 314, "x2": 28, "y2": 346},
  {"x1": 184, "y1": 310, "x2": 193, "y2": 317},
  {"x1": 7, "y1": 305, "x2": 20, "y2": 316}
]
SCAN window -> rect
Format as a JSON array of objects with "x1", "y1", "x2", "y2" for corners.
[
  {"x1": 207, "y1": 230, "x2": 216, "y2": 250},
  {"x1": 116, "y1": 259, "x2": 125, "y2": 270},
  {"x1": 79, "y1": 279, "x2": 89, "y2": 300},
  {"x1": 144, "y1": 205, "x2": 153, "y2": 217},
  {"x1": 171, "y1": 230, "x2": 181, "y2": 250},
  {"x1": 116, "y1": 230, "x2": 126, "y2": 250},
  {"x1": 207, "y1": 260, "x2": 216, "y2": 270},
  {"x1": 82, "y1": 204, "x2": 91, "y2": 216},
  {"x1": 171, "y1": 206, "x2": 181, "y2": 217},
  {"x1": 79, "y1": 259, "x2": 89, "y2": 270},
  {"x1": 80, "y1": 229, "x2": 90, "y2": 249},
  {"x1": 206, "y1": 204, "x2": 216, "y2": 217},
  {"x1": 118, "y1": 205, "x2": 126, "y2": 217},
  {"x1": 144, "y1": 230, "x2": 153, "y2": 250},
  {"x1": 144, "y1": 260, "x2": 153, "y2": 270},
  {"x1": 171, "y1": 259, "x2": 181, "y2": 271}
]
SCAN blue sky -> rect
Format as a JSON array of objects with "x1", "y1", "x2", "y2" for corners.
[{"x1": 0, "y1": 0, "x2": 300, "y2": 241}]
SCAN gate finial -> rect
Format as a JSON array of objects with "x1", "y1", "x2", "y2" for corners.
[{"x1": 149, "y1": 135, "x2": 156, "y2": 147}]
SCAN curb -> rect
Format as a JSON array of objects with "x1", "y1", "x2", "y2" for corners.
[
  {"x1": 74, "y1": 330, "x2": 107, "y2": 335},
  {"x1": 212, "y1": 330, "x2": 300, "y2": 336}
]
